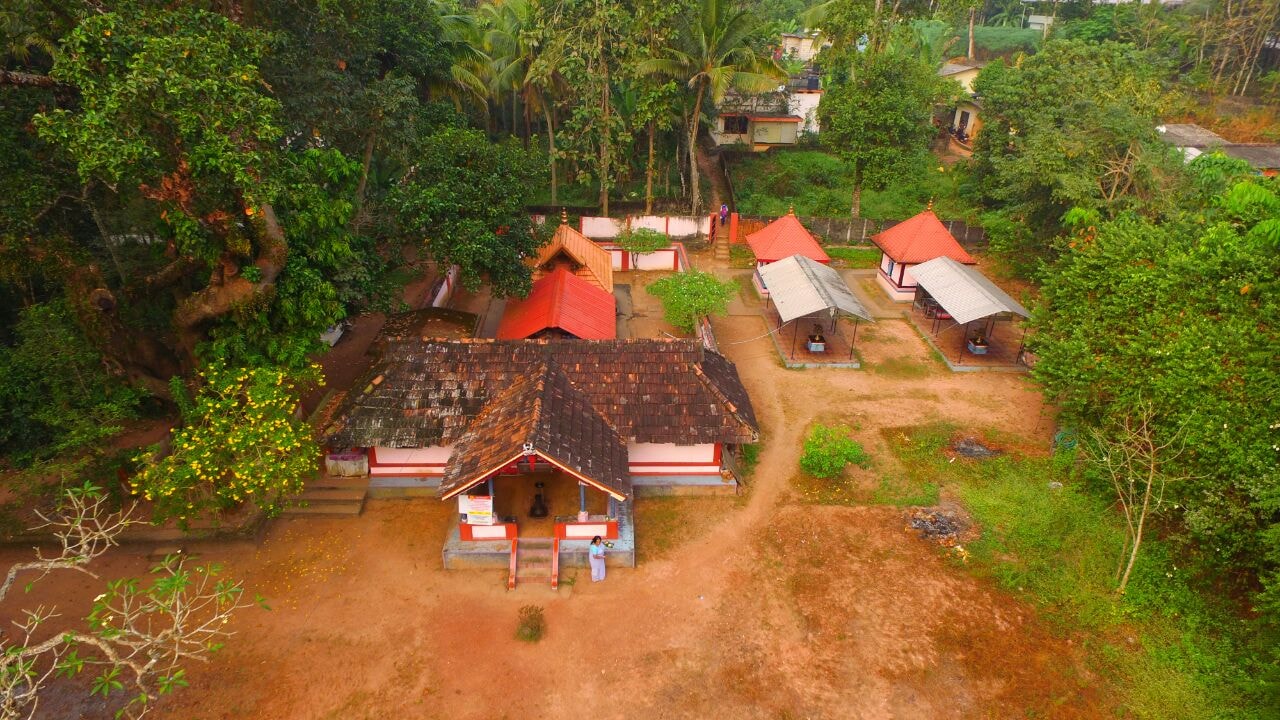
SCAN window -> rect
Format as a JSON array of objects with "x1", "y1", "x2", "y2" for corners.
[{"x1": 722, "y1": 115, "x2": 749, "y2": 134}]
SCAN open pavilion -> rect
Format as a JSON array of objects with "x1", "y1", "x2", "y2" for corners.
[
  {"x1": 908, "y1": 256, "x2": 1030, "y2": 371},
  {"x1": 758, "y1": 254, "x2": 873, "y2": 368}
]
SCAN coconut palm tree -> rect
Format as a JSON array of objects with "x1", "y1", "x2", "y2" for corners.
[
  {"x1": 639, "y1": 0, "x2": 784, "y2": 213},
  {"x1": 427, "y1": 3, "x2": 490, "y2": 113},
  {"x1": 480, "y1": 0, "x2": 568, "y2": 203}
]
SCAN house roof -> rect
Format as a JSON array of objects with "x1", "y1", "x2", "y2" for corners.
[
  {"x1": 324, "y1": 338, "x2": 759, "y2": 450},
  {"x1": 758, "y1": 254, "x2": 873, "y2": 324},
  {"x1": 910, "y1": 256, "x2": 1029, "y2": 325},
  {"x1": 746, "y1": 210, "x2": 830, "y2": 264},
  {"x1": 1220, "y1": 144, "x2": 1280, "y2": 170},
  {"x1": 1156, "y1": 123, "x2": 1227, "y2": 148},
  {"x1": 438, "y1": 363, "x2": 631, "y2": 501},
  {"x1": 533, "y1": 221, "x2": 614, "y2": 293},
  {"x1": 938, "y1": 62, "x2": 982, "y2": 76},
  {"x1": 871, "y1": 210, "x2": 975, "y2": 265},
  {"x1": 497, "y1": 267, "x2": 616, "y2": 340}
]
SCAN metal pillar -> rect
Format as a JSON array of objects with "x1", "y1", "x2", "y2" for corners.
[
  {"x1": 487, "y1": 478, "x2": 494, "y2": 496},
  {"x1": 849, "y1": 318, "x2": 859, "y2": 359},
  {"x1": 579, "y1": 482, "x2": 587, "y2": 513},
  {"x1": 791, "y1": 317, "x2": 800, "y2": 357}
]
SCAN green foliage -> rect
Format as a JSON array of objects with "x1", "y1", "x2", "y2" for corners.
[
  {"x1": 133, "y1": 362, "x2": 321, "y2": 524},
  {"x1": 971, "y1": 40, "x2": 1185, "y2": 264},
  {"x1": 616, "y1": 227, "x2": 669, "y2": 254},
  {"x1": 1029, "y1": 177, "x2": 1280, "y2": 642},
  {"x1": 823, "y1": 246, "x2": 881, "y2": 268},
  {"x1": 799, "y1": 423, "x2": 871, "y2": 479},
  {"x1": 731, "y1": 150, "x2": 977, "y2": 219},
  {"x1": 0, "y1": 300, "x2": 143, "y2": 463},
  {"x1": 955, "y1": 25, "x2": 1042, "y2": 55},
  {"x1": 818, "y1": 47, "x2": 954, "y2": 216},
  {"x1": 645, "y1": 271, "x2": 735, "y2": 332},
  {"x1": 391, "y1": 127, "x2": 542, "y2": 297},
  {"x1": 887, "y1": 425, "x2": 1278, "y2": 717},
  {"x1": 515, "y1": 604, "x2": 545, "y2": 642}
]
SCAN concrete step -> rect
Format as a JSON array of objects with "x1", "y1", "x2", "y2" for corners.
[
  {"x1": 280, "y1": 501, "x2": 364, "y2": 518},
  {"x1": 295, "y1": 488, "x2": 367, "y2": 503},
  {"x1": 310, "y1": 476, "x2": 371, "y2": 490},
  {"x1": 516, "y1": 572, "x2": 551, "y2": 582}
]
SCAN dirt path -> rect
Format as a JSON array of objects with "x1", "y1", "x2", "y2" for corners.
[{"x1": 4, "y1": 259, "x2": 1094, "y2": 720}]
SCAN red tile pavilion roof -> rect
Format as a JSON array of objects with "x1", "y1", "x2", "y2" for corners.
[
  {"x1": 871, "y1": 210, "x2": 975, "y2": 265},
  {"x1": 497, "y1": 267, "x2": 617, "y2": 340},
  {"x1": 746, "y1": 210, "x2": 830, "y2": 264}
]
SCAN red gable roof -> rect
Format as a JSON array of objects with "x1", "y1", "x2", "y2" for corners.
[
  {"x1": 871, "y1": 210, "x2": 975, "y2": 264},
  {"x1": 746, "y1": 210, "x2": 830, "y2": 264},
  {"x1": 497, "y1": 267, "x2": 617, "y2": 340}
]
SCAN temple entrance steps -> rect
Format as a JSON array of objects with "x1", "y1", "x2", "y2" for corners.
[
  {"x1": 281, "y1": 475, "x2": 369, "y2": 518},
  {"x1": 509, "y1": 537, "x2": 558, "y2": 589}
]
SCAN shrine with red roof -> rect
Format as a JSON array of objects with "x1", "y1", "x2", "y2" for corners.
[
  {"x1": 745, "y1": 209, "x2": 829, "y2": 297},
  {"x1": 870, "y1": 208, "x2": 975, "y2": 301}
]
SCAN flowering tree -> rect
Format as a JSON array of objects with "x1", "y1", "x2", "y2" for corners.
[
  {"x1": 133, "y1": 363, "x2": 321, "y2": 524},
  {"x1": 1, "y1": 484, "x2": 258, "y2": 719}
]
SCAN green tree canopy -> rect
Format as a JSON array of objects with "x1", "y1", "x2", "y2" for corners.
[{"x1": 818, "y1": 46, "x2": 952, "y2": 217}]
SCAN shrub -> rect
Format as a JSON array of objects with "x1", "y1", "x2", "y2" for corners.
[
  {"x1": 646, "y1": 271, "x2": 735, "y2": 332},
  {"x1": 617, "y1": 227, "x2": 669, "y2": 254},
  {"x1": 800, "y1": 424, "x2": 871, "y2": 479},
  {"x1": 515, "y1": 604, "x2": 545, "y2": 642}
]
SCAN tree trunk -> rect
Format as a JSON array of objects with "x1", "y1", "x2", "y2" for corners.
[
  {"x1": 968, "y1": 7, "x2": 976, "y2": 60},
  {"x1": 645, "y1": 120, "x2": 656, "y2": 214},
  {"x1": 1117, "y1": 469, "x2": 1155, "y2": 594},
  {"x1": 0, "y1": 69, "x2": 65, "y2": 89},
  {"x1": 851, "y1": 167, "x2": 863, "y2": 218},
  {"x1": 597, "y1": 19, "x2": 611, "y2": 217},
  {"x1": 688, "y1": 83, "x2": 706, "y2": 214},
  {"x1": 543, "y1": 103, "x2": 558, "y2": 206},
  {"x1": 354, "y1": 128, "x2": 377, "y2": 219}
]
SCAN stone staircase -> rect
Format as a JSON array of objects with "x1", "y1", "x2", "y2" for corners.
[
  {"x1": 281, "y1": 475, "x2": 369, "y2": 518},
  {"x1": 510, "y1": 537, "x2": 557, "y2": 589},
  {"x1": 713, "y1": 225, "x2": 732, "y2": 262}
]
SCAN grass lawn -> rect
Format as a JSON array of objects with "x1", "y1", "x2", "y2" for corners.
[
  {"x1": 823, "y1": 245, "x2": 881, "y2": 268},
  {"x1": 729, "y1": 148, "x2": 979, "y2": 221},
  {"x1": 865, "y1": 424, "x2": 1277, "y2": 719}
]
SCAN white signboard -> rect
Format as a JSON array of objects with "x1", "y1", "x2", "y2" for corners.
[{"x1": 458, "y1": 495, "x2": 494, "y2": 525}]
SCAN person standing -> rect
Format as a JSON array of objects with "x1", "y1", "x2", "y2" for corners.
[
  {"x1": 719, "y1": 203, "x2": 729, "y2": 227},
  {"x1": 588, "y1": 536, "x2": 606, "y2": 582}
]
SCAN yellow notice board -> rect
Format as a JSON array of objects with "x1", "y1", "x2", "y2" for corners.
[{"x1": 459, "y1": 495, "x2": 494, "y2": 525}]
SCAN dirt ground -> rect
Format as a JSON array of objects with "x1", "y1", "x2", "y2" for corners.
[{"x1": 1, "y1": 254, "x2": 1105, "y2": 720}]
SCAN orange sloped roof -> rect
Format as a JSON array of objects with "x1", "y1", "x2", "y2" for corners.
[
  {"x1": 497, "y1": 267, "x2": 617, "y2": 340},
  {"x1": 745, "y1": 210, "x2": 830, "y2": 264},
  {"x1": 871, "y1": 210, "x2": 975, "y2": 264},
  {"x1": 532, "y1": 222, "x2": 614, "y2": 293}
]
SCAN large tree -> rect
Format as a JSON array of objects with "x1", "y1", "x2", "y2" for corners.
[
  {"x1": 640, "y1": 0, "x2": 784, "y2": 214},
  {"x1": 971, "y1": 40, "x2": 1184, "y2": 267},
  {"x1": 1029, "y1": 166, "x2": 1280, "y2": 617},
  {"x1": 818, "y1": 46, "x2": 951, "y2": 218}
]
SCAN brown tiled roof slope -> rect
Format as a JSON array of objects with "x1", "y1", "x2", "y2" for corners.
[
  {"x1": 324, "y1": 338, "x2": 759, "y2": 449},
  {"x1": 439, "y1": 362, "x2": 631, "y2": 500}
]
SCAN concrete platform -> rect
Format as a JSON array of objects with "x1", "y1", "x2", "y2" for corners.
[{"x1": 442, "y1": 499, "x2": 636, "y2": 570}]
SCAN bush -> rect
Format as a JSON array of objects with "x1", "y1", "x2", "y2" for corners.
[
  {"x1": 515, "y1": 604, "x2": 545, "y2": 642},
  {"x1": 617, "y1": 227, "x2": 669, "y2": 254},
  {"x1": 645, "y1": 271, "x2": 735, "y2": 333},
  {"x1": 800, "y1": 424, "x2": 871, "y2": 479}
]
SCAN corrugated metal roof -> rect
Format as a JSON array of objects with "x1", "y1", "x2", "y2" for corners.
[
  {"x1": 746, "y1": 210, "x2": 830, "y2": 264},
  {"x1": 497, "y1": 267, "x2": 617, "y2": 340},
  {"x1": 758, "y1": 254, "x2": 873, "y2": 324},
  {"x1": 910, "y1": 257, "x2": 1029, "y2": 325}
]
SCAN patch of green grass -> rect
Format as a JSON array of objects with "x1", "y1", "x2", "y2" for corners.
[
  {"x1": 871, "y1": 474, "x2": 939, "y2": 506},
  {"x1": 823, "y1": 245, "x2": 881, "y2": 268},
  {"x1": 884, "y1": 424, "x2": 1276, "y2": 719},
  {"x1": 515, "y1": 605, "x2": 546, "y2": 642},
  {"x1": 738, "y1": 441, "x2": 762, "y2": 480},
  {"x1": 634, "y1": 496, "x2": 741, "y2": 563},
  {"x1": 729, "y1": 243, "x2": 755, "y2": 269},
  {"x1": 868, "y1": 355, "x2": 934, "y2": 379}
]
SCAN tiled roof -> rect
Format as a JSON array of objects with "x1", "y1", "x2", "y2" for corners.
[
  {"x1": 438, "y1": 362, "x2": 631, "y2": 500},
  {"x1": 1156, "y1": 123, "x2": 1227, "y2": 148},
  {"x1": 533, "y1": 221, "x2": 614, "y2": 293},
  {"x1": 324, "y1": 338, "x2": 759, "y2": 450},
  {"x1": 871, "y1": 210, "x2": 975, "y2": 265},
  {"x1": 746, "y1": 210, "x2": 830, "y2": 264},
  {"x1": 497, "y1": 267, "x2": 617, "y2": 340}
]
